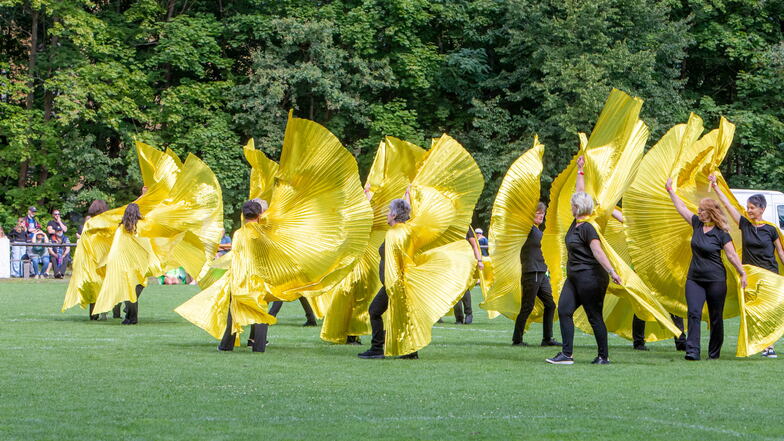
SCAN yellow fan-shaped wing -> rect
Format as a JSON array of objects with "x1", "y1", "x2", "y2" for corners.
[
  {"x1": 383, "y1": 225, "x2": 477, "y2": 356},
  {"x1": 244, "y1": 113, "x2": 373, "y2": 301},
  {"x1": 738, "y1": 265, "x2": 784, "y2": 356},
  {"x1": 479, "y1": 137, "x2": 544, "y2": 319},
  {"x1": 244, "y1": 139, "x2": 279, "y2": 202}
]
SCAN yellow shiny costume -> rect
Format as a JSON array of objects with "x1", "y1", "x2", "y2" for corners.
[
  {"x1": 478, "y1": 137, "x2": 544, "y2": 320},
  {"x1": 91, "y1": 150, "x2": 225, "y2": 314},
  {"x1": 62, "y1": 143, "x2": 184, "y2": 312},
  {"x1": 175, "y1": 113, "x2": 373, "y2": 342},
  {"x1": 382, "y1": 134, "x2": 483, "y2": 356},
  {"x1": 541, "y1": 89, "x2": 681, "y2": 337},
  {"x1": 310, "y1": 136, "x2": 425, "y2": 344},
  {"x1": 625, "y1": 114, "x2": 784, "y2": 354}
]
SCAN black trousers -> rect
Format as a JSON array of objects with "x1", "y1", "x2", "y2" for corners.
[
  {"x1": 266, "y1": 298, "x2": 316, "y2": 322},
  {"x1": 368, "y1": 286, "x2": 388, "y2": 351},
  {"x1": 453, "y1": 290, "x2": 473, "y2": 322},
  {"x1": 632, "y1": 314, "x2": 686, "y2": 347},
  {"x1": 52, "y1": 255, "x2": 70, "y2": 277},
  {"x1": 558, "y1": 269, "x2": 609, "y2": 358},
  {"x1": 124, "y1": 285, "x2": 144, "y2": 322},
  {"x1": 219, "y1": 308, "x2": 267, "y2": 352},
  {"x1": 685, "y1": 279, "x2": 726, "y2": 359},
  {"x1": 513, "y1": 272, "x2": 555, "y2": 343}
]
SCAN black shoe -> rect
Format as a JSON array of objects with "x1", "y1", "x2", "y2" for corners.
[
  {"x1": 545, "y1": 352, "x2": 574, "y2": 365},
  {"x1": 541, "y1": 339, "x2": 561, "y2": 347},
  {"x1": 358, "y1": 349, "x2": 384, "y2": 359},
  {"x1": 591, "y1": 356, "x2": 610, "y2": 365},
  {"x1": 217, "y1": 345, "x2": 233, "y2": 352},
  {"x1": 436, "y1": 318, "x2": 444, "y2": 323},
  {"x1": 346, "y1": 336, "x2": 362, "y2": 345},
  {"x1": 397, "y1": 352, "x2": 419, "y2": 359},
  {"x1": 512, "y1": 341, "x2": 529, "y2": 346},
  {"x1": 685, "y1": 353, "x2": 700, "y2": 361},
  {"x1": 303, "y1": 320, "x2": 317, "y2": 327},
  {"x1": 675, "y1": 341, "x2": 686, "y2": 351},
  {"x1": 247, "y1": 338, "x2": 255, "y2": 347},
  {"x1": 455, "y1": 319, "x2": 464, "y2": 324},
  {"x1": 121, "y1": 319, "x2": 131, "y2": 325},
  {"x1": 633, "y1": 344, "x2": 649, "y2": 351},
  {"x1": 464, "y1": 314, "x2": 473, "y2": 325}
]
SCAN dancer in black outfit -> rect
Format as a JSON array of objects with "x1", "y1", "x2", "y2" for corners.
[
  {"x1": 666, "y1": 177, "x2": 746, "y2": 360},
  {"x1": 710, "y1": 174, "x2": 783, "y2": 358},
  {"x1": 454, "y1": 227, "x2": 484, "y2": 324},
  {"x1": 546, "y1": 157, "x2": 623, "y2": 365},
  {"x1": 358, "y1": 197, "x2": 416, "y2": 360},
  {"x1": 218, "y1": 200, "x2": 269, "y2": 352},
  {"x1": 117, "y1": 203, "x2": 146, "y2": 325},
  {"x1": 512, "y1": 202, "x2": 560, "y2": 347}
]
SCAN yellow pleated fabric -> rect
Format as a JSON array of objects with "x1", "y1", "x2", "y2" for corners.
[
  {"x1": 316, "y1": 137, "x2": 425, "y2": 343},
  {"x1": 91, "y1": 152, "x2": 224, "y2": 315},
  {"x1": 478, "y1": 137, "x2": 544, "y2": 320},
  {"x1": 175, "y1": 228, "x2": 277, "y2": 340},
  {"x1": 177, "y1": 112, "x2": 373, "y2": 341},
  {"x1": 541, "y1": 88, "x2": 680, "y2": 337},
  {"x1": 624, "y1": 115, "x2": 741, "y2": 322},
  {"x1": 62, "y1": 142, "x2": 182, "y2": 312},
  {"x1": 382, "y1": 134, "x2": 483, "y2": 356}
]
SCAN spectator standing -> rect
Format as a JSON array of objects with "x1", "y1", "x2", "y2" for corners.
[
  {"x1": 8, "y1": 217, "x2": 27, "y2": 277},
  {"x1": 28, "y1": 231, "x2": 51, "y2": 278},
  {"x1": 24, "y1": 206, "x2": 41, "y2": 241},
  {"x1": 475, "y1": 228, "x2": 489, "y2": 257},
  {"x1": 49, "y1": 230, "x2": 71, "y2": 278},
  {"x1": 0, "y1": 226, "x2": 9, "y2": 278},
  {"x1": 47, "y1": 209, "x2": 68, "y2": 237}
]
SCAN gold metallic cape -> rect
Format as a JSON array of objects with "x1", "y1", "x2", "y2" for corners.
[
  {"x1": 92, "y1": 153, "x2": 224, "y2": 314},
  {"x1": 625, "y1": 116, "x2": 740, "y2": 320},
  {"x1": 313, "y1": 137, "x2": 425, "y2": 344},
  {"x1": 541, "y1": 89, "x2": 680, "y2": 337},
  {"x1": 62, "y1": 142, "x2": 181, "y2": 311},
  {"x1": 382, "y1": 134, "x2": 484, "y2": 356},
  {"x1": 478, "y1": 137, "x2": 544, "y2": 320},
  {"x1": 176, "y1": 113, "x2": 372, "y2": 340}
]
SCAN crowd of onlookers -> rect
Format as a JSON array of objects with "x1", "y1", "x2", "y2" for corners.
[{"x1": 5, "y1": 206, "x2": 72, "y2": 279}]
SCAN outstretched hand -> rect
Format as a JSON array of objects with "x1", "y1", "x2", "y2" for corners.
[
  {"x1": 576, "y1": 156, "x2": 585, "y2": 170},
  {"x1": 611, "y1": 273, "x2": 622, "y2": 285}
]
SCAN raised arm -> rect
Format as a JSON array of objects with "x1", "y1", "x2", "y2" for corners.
[
  {"x1": 589, "y1": 240, "x2": 622, "y2": 285},
  {"x1": 709, "y1": 174, "x2": 741, "y2": 225},
  {"x1": 612, "y1": 209, "x2": 624, "y2": 223},
  {"x1": 575, "y1": 156, "x2": 585, "y2": 193},
  {"x1": 723, "y1": 241, "x2": 747, "y2": 289},
  {"x1": 467, "y1": 235, "x2": 484, "y2": 270},
  {"x1": 666, "y1": 178, "x2": 694, "y2": 223},
  {"x1": 363, "y1": 182, "x2": 372, "y2": 201}
]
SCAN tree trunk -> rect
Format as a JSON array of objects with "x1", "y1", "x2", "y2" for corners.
[{"x1": 20, "y1": 6, "x2": 39, "y2": 188}]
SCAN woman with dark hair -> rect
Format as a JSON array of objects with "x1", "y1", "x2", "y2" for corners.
[
  {"x1": 710, "y1": 174, "x2": 784, "y2": 358},
  {"x1": 666, "y1": 177, "x2": 746, "y2": 360},
  {"x1": 119, "y1": 203, "x2": 145, "y2": 325},
  {"x1": 358, "y1": 197, "x2": 412, "y2": 359},
  {"x1": 513, "y1": 201, "x2": 560, "y2": 347},
  {"x1": 546, "y1": 157, "x2": 623, "y2": 365}
]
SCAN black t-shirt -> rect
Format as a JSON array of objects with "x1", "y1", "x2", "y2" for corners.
[
  {"x1": 47, "y1": 220, "x2": 63, "y2": 232},
  {"x1": 466, "y1": 228, "x2": 474, "y2": 240},
  {"x1": 565, "y1": 220, "x2": 601, "y2": 274},
  {"x1": 687, "y1": 215, "x2": 733, "y2": 282},
  {"x1": 739, "y1": 217, "x2": 779, "y2": 272},
  {"x1": 521, "y1": 225, "x2": 547, "y2": 273}
]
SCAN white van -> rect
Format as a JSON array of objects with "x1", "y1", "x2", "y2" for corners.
[{"x1": 731, "y1": 189, "x2": 784, "y2": 229}]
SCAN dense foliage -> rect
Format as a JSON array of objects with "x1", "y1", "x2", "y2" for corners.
[{"x1": 1, "y1": 0, "x2": 782, "y2": 230}]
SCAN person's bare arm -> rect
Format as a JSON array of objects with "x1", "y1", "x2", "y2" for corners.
[
  {"x1": 666, "y1": 178, "x2": 694, "y2": 223},
  {"x1": 709, "y1": 174, "x2": 741, "y2": 225},
  {"x1": 467, "y1": 236, "x2": 484, "y2": 270},
  {"x1": 575, "y1": 156, "x2": 585, "y2": 193},
  {"x1": 612, "y1": 209, "x2": 624, "y2": 223},
  {"x1": 364, "y1": 182, "x2": 372, "y2": 201},
  {"x1": 723, "y1": 241, "x2": 747, "y2": 289},
  {"x1": 775, "y1": 237, "x2": 784, "y2": 265},
  {"x1": 589, "y1": 239, "x2": 622, "y2": 284}
]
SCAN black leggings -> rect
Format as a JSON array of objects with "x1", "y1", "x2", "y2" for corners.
[
  {"x1": 513, "y1": 272, "x2": 555, "y2": 343},
  {"x1": 124, "y1": 285, "x2": 144, "y2": 322},
  {"x1": 558, "y1": 269, "x2": 609, "y2": 358},
  {"x1": 454, "y1": 290, "x2": 472, "y2": 322},
  {"x1": 368, "y1": 286, "x2": 388, "y2": 351},
  {"x1": 685, "y1": 279, "x2": 726, "y2": 359}
]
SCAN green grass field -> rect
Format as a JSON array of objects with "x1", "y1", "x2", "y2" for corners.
[{"x1": 1, "y1": 280, "x2": 781, "y2": 440}]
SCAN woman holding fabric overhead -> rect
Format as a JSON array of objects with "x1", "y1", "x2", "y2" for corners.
[
  {"x1": 665, "y1": 177, "x2": 746, "y2": 360},
  {"x1": 709, "y1": 174, "x2": 782, "y2": 358},
  {"x1": 546, "y1": 157, "x2": 622, "y2": 365}
]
